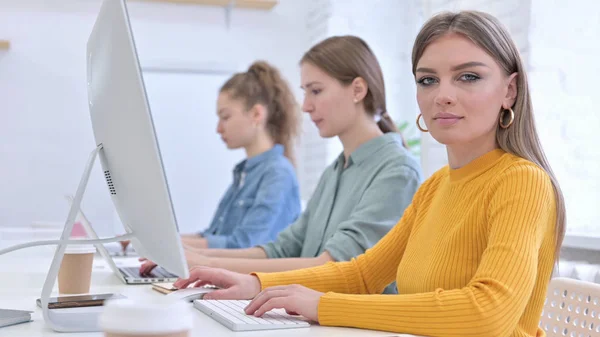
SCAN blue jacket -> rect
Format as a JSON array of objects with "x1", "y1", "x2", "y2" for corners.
[{"x1": 201, "y1": 144, "x2": 301, "y2": 248}]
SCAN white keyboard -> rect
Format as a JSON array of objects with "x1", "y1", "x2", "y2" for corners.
[{"x1": 193, "y1": 299, "x2": 310, "y2": 331}]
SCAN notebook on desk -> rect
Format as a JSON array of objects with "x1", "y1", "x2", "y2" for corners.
[{"x1": 0, "y1": 309, "x2": 32, "y2": 328}]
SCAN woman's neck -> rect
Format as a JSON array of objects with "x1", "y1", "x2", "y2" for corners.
[
  {"x1": 338, "y1": 116, "x2": 383, "y2": 165},
  {"x1": 446, "y1": 132, "x2": 498, "y2": 169},
  {"x1": 245, "y1": 132, "x2": 275, "y2": 159}
]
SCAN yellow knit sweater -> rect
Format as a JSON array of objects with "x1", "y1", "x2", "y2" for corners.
[{"x1": 255, "y1": 149, "x2": 557, "y2": 337}]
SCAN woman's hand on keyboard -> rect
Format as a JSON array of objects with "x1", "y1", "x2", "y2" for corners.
[
  {"x1": 138, "y1": 258, "x2": 157, "y2": 276},
  {"x1": 173, "y1": 267, "x2": 261, "y2": 300},
  {"x1": 243, "y1": 285, "x2": 323, "y2": 322}
]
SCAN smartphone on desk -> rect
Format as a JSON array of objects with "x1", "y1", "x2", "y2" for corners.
[{"x1": 36, "y1": 293, "x2": 126, "y2": 309}]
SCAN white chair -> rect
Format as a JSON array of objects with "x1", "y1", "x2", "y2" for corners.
[{"x1": 540, "y1": 277, "x2": 600, "y2": 337}]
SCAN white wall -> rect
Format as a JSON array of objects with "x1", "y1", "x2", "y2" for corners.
[
  {"x1": 0, "y1": 0, "x2": 312, "y2": 236},
  {"x1": 528, "y1": 0, "x2": 600, "y2": 235}
]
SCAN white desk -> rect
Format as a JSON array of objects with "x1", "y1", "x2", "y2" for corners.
[{"x1": 0, "y1": 246, "x2": 416, "y2": 337}]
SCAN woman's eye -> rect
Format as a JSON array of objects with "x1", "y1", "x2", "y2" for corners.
[
  {"x1": 459, "y1": 73, "x2": 481, "y2": 82},
  {"x1": 312, "y1": 89, "x2": 321, "y2": 95},
  {"x1": 416, "y1": 77, "x2": 437, "y2": 86}
]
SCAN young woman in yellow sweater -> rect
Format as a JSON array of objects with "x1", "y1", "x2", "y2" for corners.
[{"x1": 173, "y1": 11, "x2": 566, "y2": 337}]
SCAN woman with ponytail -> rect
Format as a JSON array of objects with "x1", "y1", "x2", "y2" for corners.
[{"x1": 176, "y1": 61, "x2": 302, "y2": 250}]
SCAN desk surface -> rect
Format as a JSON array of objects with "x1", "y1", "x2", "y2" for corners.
[{"x1": 0, "y1": 245, "x2": 416, "y2": 337}]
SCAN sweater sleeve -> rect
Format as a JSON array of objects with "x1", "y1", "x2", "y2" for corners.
[{"x1": 315, "y1": 164, "x2": 557, "y2": 337}]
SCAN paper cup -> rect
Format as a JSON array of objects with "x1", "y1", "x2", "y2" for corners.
[{"x1": 58, "y1": 244, "x2": 96, "y2": 294}]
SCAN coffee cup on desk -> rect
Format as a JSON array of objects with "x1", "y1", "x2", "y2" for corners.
[
  {"x1": 100, "y1": 297, "x2": 193, "y2": 337},
  {"x1": 58, "y1": 244, "x2": 96, "y2": 294}
]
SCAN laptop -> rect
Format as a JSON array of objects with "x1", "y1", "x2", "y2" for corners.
[
  {"x1": 67, "y1": 196, "x2": 179, "y2": 285},
  {"x1": 109, "y1": 261, "x2": 179, "y2": 285},
  {"x1": 96, "y1": 231, "x2": 179, "y2": 285}
]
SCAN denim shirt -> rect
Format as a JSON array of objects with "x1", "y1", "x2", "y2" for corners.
[{"x1": 201, "y1": 144, "x2": 301, "y2": 249}]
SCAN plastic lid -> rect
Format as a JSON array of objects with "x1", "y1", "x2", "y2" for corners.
[
  {"x1": 99, "y1": 297, "x2": 193, "y2": 334},
  {"x1": 64, "y1": 243, "x2": 96, "y2": 255}
]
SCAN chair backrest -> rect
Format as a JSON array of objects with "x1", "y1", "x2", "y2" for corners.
[{"x1": 540, "y1": 277, "x2": 600, "y2": 337}]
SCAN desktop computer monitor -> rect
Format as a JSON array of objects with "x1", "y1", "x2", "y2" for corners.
[{"x1": 86, "y1": 0, "x2": 189, "y2": 279}]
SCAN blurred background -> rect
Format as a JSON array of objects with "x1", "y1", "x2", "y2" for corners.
[{"x1": 0, "y1": 0, "x2": 598, "y2": 277}]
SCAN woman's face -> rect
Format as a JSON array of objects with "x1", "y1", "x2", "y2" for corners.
[
  {"x1": 216, "y1": 91, "x2": 258, "y2": 149},
  {"x1": 415, "y1": 32, "x2": 517, "y2": 146},
  {"x1": 300, "y1": 62, "x2": 361, "y2": 138}
]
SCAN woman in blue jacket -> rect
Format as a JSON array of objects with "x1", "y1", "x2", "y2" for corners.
[{"x1": 181, "y1": 61, "x2": 301, "y2": 249}]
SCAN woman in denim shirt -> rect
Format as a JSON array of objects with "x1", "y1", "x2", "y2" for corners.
[
  {"x1": 143, "y1": 37, "x2": 422, "y2": 294},
  {"x1": 180, "y1": 61, "x2": 302, "y2": 250}
]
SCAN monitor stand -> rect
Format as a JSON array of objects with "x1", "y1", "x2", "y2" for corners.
[{"x1": 40, "y1": 144, "x2": 134, "y2": 332}]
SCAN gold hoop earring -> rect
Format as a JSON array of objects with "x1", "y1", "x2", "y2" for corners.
[
  {"x1": 499, "y1": 108, "x2": 515, "y2": 129},
  {"x1": 416, "y1": 113, "x2": 428, "y2": 132}
]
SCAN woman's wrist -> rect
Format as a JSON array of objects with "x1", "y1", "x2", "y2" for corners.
[{"x1": 250, "y1": 274, "x2": 262, "y2": 296}]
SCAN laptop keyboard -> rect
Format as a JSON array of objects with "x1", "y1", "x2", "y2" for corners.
[{"x1": 121, "y1": 266, "x2": 176, "y2": 279}]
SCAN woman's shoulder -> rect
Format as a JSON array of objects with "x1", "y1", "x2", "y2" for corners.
[
  {"x1": 372, "y1": 133, "x2": 423, "y2": 176},
  {"x1": 258, "y1": 154, "x2": 298, "y2": 182},
  {"x1": 245, "y1": 158, "x2": 299, "y2": 201},
  {"x1": 490, "y1": 153, "x2": 554, "y2": 193},
  {"x1": 417, "y1": 166, "x2": 449, "y2": 193}
]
